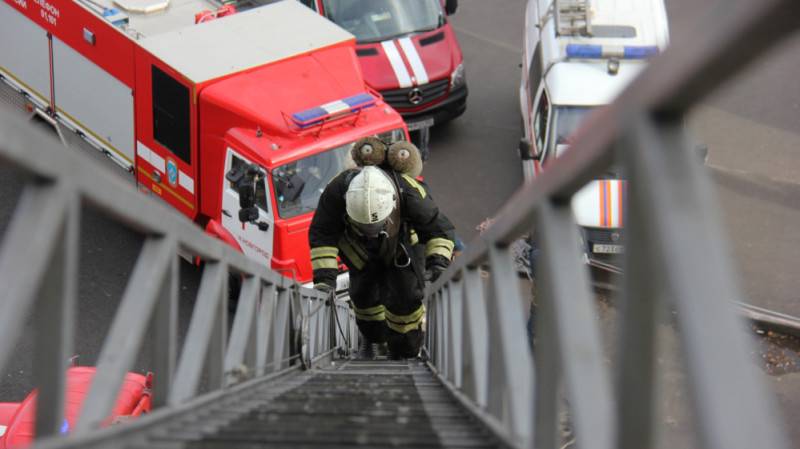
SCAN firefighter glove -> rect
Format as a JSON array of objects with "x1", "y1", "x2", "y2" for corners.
[{"x1": 425, "y1": 254, "x2": 450, "y2": 283}]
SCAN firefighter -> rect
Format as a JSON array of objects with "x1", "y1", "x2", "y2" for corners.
[{"x1": 309, "y1": 139, "x2": 455, "y2": 359}]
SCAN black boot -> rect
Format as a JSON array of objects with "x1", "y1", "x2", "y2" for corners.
[
  {"x1": 387, "y1": 329, "x2": 423, "y2": 360},
  {"x1": 358, "y1": 339, "x2": 377, "y2": 360}
]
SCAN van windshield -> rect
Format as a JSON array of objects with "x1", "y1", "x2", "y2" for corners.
[
  {"x1": 549, "y1": 106, "x2": 620, "y2": 178},
  {"x1": 271, "y1": 129, "x2": 405, "y2": 219},
  {"x1": 550, "y1": 106, "x2": 594, "y2": 153},
  {"x1": 322, "y1": 0, "x2": 443, "y2": 43}
]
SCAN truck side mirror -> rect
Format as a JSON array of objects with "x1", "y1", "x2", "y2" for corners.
[
  {"x1": 226, "y1": 164, "x2": 260, "y2": 213},
  {"x1": 445, "y1": 0, "x2": 457, "y2": 15},
  {"x1": 225, "y1": 165, "x2": 244, "y2": 184},
  {"x1": 239, "y1": 207, "x2": 258, "y2": 223},
  {"x1": 518, "y1": 137, "x2": 539, "y2": 161},
  {"x1": 237, "y1": 182, "x2": 255, "y2": 209}
]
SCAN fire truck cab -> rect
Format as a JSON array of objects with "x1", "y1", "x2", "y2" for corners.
[
  {"x1": 0, "y1": 0, "x2": 407, "y2": 283},
  {"x1": 519, "y1": 0, "x2": 668, "y2": 268},
  {"x1": 300, "y1": 0, "x2": 467, "y2": 152}
]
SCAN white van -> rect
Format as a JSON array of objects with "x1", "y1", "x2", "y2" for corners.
[{"x1": 518, "y1": 0, "x2": 669, "y2": 269}]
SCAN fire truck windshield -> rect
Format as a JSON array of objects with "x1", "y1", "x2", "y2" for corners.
[
  {"x1": 322, "y1": 0, "x2": 444, "y2": 43},
  {"x1": 271, "y1": 129, "x2": 405, "y2": 219}
]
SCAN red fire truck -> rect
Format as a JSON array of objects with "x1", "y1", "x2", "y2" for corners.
[
  {"x1": 301, "y1": 0, "x2": 467, "y2": 151},
  {"x1": 0, "y1": 0, "x2": 408, "y2": 284}
]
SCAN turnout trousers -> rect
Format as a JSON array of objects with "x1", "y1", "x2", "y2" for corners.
[{"x1": 345, "y1": 244, "x2": 426, "y2": 358}]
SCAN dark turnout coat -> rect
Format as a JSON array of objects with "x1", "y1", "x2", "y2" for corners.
[{"x1": 308, "y1": 167, "x2": 456, "y2": 289}]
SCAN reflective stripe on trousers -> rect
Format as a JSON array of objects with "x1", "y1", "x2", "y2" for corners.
[{"x1": 385, "y1": 305, "x2": 425, "y2": 334}]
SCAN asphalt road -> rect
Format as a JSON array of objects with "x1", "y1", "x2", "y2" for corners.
[
  {"x1": 664, "y1": 0, "x2": 800, "y2": 319},
  {"x1": 422, "y1": 0, "x2": 525, "y2": 241},
  {"x1": 1, "y1": 0, "x2": 800, "y2": 442}
]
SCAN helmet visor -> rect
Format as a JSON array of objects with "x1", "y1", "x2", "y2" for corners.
[{"x1": 350, "y1": 218, "x2": 387, "y2": 239}]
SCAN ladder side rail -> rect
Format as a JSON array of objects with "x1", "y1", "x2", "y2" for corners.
[
  {"x1": 269, "y1": 287, "x2": 293, "y2": 372},
  {"x1": 256, "y1": 283, "x2": 278, "y2": 376},
  {"x1": 224, "y1": 275, "x2": 262, "y2": 386},
  {"x1": 0, "y1": 183, "x2": 71, "y2": 381},
  {"x1": 33, "y1": 187, "x2": 79, "y2": 439},
  {"x1": 0, "y1": 107, "x2": 347, "y2": 447},
  {"x1": 614, "y1": 134, "x2": 662, "y2": 449},
  {"x1": 459, "y1": 267, "x2": 489, "y2": 408},
  {"x1": 441, "y1": 286, "x2": 451, "y2": 382},
  {"x1": 151, "y1": 239, "x2": 179, "y2": 409},
  {"x1": 486, "y1": 245, "x2": 534, "y2": 446},
  {"x1": 446, "y1": 279, "x2": 464, "y2": 388},
  {"x1": 532, "y1": 232, "x2": 560, "y2": 449},
  {"x1": 620, "y1": 115, "x2": 788, "y2": 449},
  {"x1": 0, "y1": 183, "x2": 80, "y2": 439},
  {"x1": 424, "y1": 0, "x2": 798, "y2": 447},
  {"x1": 535, "y1": 200, "x2": 613, "y2": 449},
  {"x1": 76, "y1": 236, "x2": 177, "y2": 432},
  {"x1": 167, "y1": 261, "x2": 228, "y2": 406}
]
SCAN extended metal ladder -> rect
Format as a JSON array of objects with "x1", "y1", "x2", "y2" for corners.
[
  {"x1": 555, "y1": 0, "x2": 592, "y2": 36},
  {"x1": 45, "y1": 359, "x2": 504, "y2": 449},
  {"x1": 1, "y1": 0, "x2": 798, "y2": 447}
]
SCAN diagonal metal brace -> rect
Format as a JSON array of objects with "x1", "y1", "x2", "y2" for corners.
[
  {"x1": 76, "y1": 236, "x2": 176, "y2": 432},
  {"x1": 0, "y1": 182, "x2": 68, "y2": 379}
]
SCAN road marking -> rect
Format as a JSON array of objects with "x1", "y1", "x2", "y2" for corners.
[{"x1": 451, "y1": 25, "x2": 519, "y2": 53}]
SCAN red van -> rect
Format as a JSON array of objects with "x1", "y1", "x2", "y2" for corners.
[{"x1": 303, "y1": 0, "x2": 467, "y2": 140}]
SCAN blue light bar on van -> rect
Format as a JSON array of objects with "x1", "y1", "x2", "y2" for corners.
[
  {"x1": 291, "y1": 93, "x2": 376, "y2": 129},
  {"x1": 565, "y1": 44, "x2": 659, "y2": 60}
]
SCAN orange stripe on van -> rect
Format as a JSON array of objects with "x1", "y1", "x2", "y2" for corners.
[{"x1": 598, "y1": 181, "x2": 606, "y2": 227}]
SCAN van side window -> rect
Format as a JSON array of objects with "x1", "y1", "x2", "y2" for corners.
[
  {"x1": 229, "y1": 155, "x2": 269, "y2": 212},
  {"x1": 534, "y1": 90, "x2": 549, "y2": 154},
  {"x1": 152, "y1": 66, "x2": 191, "y2": 164},
  {"x1": 298, "y1": 0, "x2": 316, "y2": 9},
  {"x1": 527, "y1": 43, "x2": 542, "y2": 100}
]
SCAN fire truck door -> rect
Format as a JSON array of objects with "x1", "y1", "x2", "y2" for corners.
[
  {"x1": 136, "y1": 64, "x2": 198, "y2": 218},
  {"x1": 221, "y1": 149, "x2": 274, "y2": 265}
]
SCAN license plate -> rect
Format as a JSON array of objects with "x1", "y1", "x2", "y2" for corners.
[
  {"x1": 593, "y1": 244, "x2": 624, "y2": 254},
  {"x1": 407, "y1": 117, "x2": 434, "y2": 131}
]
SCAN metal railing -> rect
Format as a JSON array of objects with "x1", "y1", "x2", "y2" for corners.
[
  {"x1": 0, "y1": 106, "x2": 357, "y2": 446},
  {"x1": 424, "y1": 0, "x2": 798, "y2": 448}
]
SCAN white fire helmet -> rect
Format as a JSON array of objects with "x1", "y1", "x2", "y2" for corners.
[{"x1": 345, "y1": 166, "x2": 397, "y2": 236}]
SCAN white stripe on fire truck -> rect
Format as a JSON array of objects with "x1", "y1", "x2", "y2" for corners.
[
  {"x1": 381, "y1": 40, "x2": 413, "y2": 88},
  {"x1": 398, "y1": 37, "x2": 429, "y2": 85},
  {"x1": 179, "y1": 170, "x2": 195, "y2": 194},
  {"x1": 137, "y1": 141, "x2": 165, "y2": 173},
  {"x1": 137, "y1": 140, "x2": 151, "y2": 162}
]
